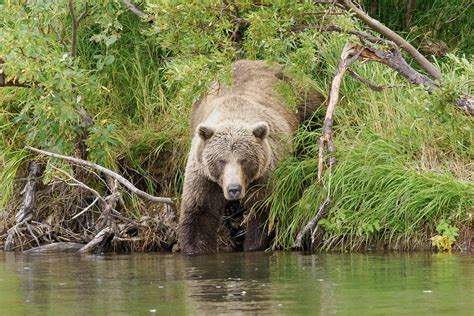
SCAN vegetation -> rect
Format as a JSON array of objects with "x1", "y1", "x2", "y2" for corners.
[{"x1": 0, "y1": 0, "x2": 472, "y2": 251}]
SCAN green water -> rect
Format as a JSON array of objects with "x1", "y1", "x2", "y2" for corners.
[{"x1": 0, "y1": 251, "x2": 473, "y2": 315}]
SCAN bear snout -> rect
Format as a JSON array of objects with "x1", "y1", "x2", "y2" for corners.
[{"x1": 226, "y1": 184, "x2": 242, "y2": 200}]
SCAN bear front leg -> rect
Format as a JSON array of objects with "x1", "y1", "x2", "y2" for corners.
[
  {"x1": 242, "y1": 181, "x2": 272, "y2": 251},
  {"x1": 178, "y1": 171, "x2": 225, "y2": 255}
]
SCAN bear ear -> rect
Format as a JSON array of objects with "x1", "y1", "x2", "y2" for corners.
[
  {"x1": 198, "y1": 125, "x2": 214, "y2": 140},
  {"x1": 252, "y1": 122, "x2": 269, "y2": 140}
]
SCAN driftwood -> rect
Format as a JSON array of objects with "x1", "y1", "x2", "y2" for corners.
[
  {"x1": 20, "y1": 146, "x2": 177, "y2": 253},
  {"x1": 4, "y1": 161, "x2": 40, "y2": 251},
  {"x1": 24, "y1": 242, "x2": 85, "y2": 254},
  {"x1": 294, "y1": 43, "x2": 360, "y2": 249},
  {"x1": 79, "y1": 227, "x2": 113, "y2": 253},
  {"x1": 26, "y1": 146, "x2": 175, "y2": 208}
]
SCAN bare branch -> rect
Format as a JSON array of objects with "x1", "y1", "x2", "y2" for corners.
[
  {"x1": 318, "y1": 43, "x2": 361, "y2": 182},
  {"x1": 292, "y1": 24, "x2": 390, "y2": 45},
  {"x1": 354, "y1": 44, "x2": 437, "y2": 90},
  {"x1": 294, "y1": 43, "x2": 361, "y2": 250},
  {"x1": 337, "y1": 0, "x2": 441, "y2": 80},
  {"x1": 121, "y1": 0, "x2": 154, "y2": 22},
  {"x1": 347, "y1": 68, "x2": 404, "y2": 91},
  {"x1": 79, "y1": 227, "x2": 112, "y2": 253},
  {"x1": 26, "y1": 146, "x2": 176, "y2": 208}
]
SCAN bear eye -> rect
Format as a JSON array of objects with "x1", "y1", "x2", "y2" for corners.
[
  {"x1": 218, "y1": 159, "x2": 226, "y2": 167},
  {"x1": 240, "y1": 159, "x2": 249, "y2": 165}
]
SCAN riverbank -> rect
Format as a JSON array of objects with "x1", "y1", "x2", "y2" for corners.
[{"x1": 1, "y1": 1, "x2": 472, "y2": 253}]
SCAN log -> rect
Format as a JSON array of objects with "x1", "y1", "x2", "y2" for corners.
[
  {"x1": 23, "y1": 242, "x2": 85, "y2": 254},
  {"x1": 79, "y1": 227, "x2": 113, "y2": 253}
]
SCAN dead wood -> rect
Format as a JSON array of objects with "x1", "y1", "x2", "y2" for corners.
[
  {"x1": 23, "y1": 242, "x2": 85, "y2": 254},
  {"x1": 354, "y1": 44, "x2": 437, "y2": 90},
  {"x1": 292, "y1": 24, "x2": 473, "y2": 116},
  {"x1": 294, "y1": 43, "x2": 361, "y2": 250},
  {"x1": 347, "y1": 69, "x2": 405, "y2": 91},
  {"x1": 336, "y1": 0, "x2": 441, "y2": 80},
  {"x1": 4, "y1": 161, "x2": 40, "y2": 251},
  {"x1": 121, "y1": 0, "x2": 155, "y2": 22},
  {"x1": 26, "y1": 146, "x2": 176, "y2": 208},
  {"x1": 79, "y1": 227, "x2": 113, "y2": 253}
]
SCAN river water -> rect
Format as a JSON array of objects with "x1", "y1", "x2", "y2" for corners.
[{"x1": 0, "y1": 251, "x2": 473, "y2": 315}]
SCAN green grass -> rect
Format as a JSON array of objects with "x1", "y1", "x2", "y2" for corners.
[
  {"x1": 266, "y1": 49, "x2": 473, "y2": 250},
  {"x1": 0, "y1": 1, "x2": 472, "y2": 251}
]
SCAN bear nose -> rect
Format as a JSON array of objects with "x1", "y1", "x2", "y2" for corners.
[{"x1": 227, "y1": 184, "x2": 242, "y2": 200}]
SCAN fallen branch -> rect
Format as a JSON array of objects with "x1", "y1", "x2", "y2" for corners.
[
  {"x1": 294, "y1": 43, "x2": 361, "y2": 250},
  {"x1": 25, "y1": 146, "x2": 176, "y2": 208},
  {"x1": 318, "y1": 43, "x2": 361, "y2": 182},
  {"x1": 336, "y1": 0, "x2": 441, "y2": 80},
  {"x1": 347, "y1": 68, "x2": 405, "y2": 91},
  {"x1": 79, "y1": 227, "x2": 112, "y2": 253},
  {"x1": 23, "y1": 242, "x2": 85, "y2": 254},
  {"x1": 121, "y1": 0, "x2": 154, "y2": 22},
  {"x1": 4, "y1": 162, "x2": 40, "y2": 251},
  {"x1": 293, "y1": 198, "x2": 330, "y2": 249},
  {"x1": 292, "y1": 25, "x2": 473, "y2": 116},
  {"x1": 355, "y1": 44, "x2": 437, "y2": 90}
]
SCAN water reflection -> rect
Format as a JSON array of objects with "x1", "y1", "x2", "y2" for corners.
[{"x1": 0, "y1": 251, "x2": 473, "y2": 315}]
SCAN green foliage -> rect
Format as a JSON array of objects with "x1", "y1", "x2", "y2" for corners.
[
  {"x1": 362, "y1": 0, "x2": 474, "y2": 55},
  {"x1": 431, "y1": 220, "x2": 459, "y2": 251},
  {"x1": 0, "y1": 1, "x2": 472, "y2": 250}
]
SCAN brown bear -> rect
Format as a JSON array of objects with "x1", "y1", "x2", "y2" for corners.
[{"x1": 178, "y1": 60, "x2": 323, "y2": 254}]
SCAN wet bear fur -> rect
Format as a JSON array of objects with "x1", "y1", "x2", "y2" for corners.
[{"x1": 178, "y1": 60, "x2": 324, "y2": 254}]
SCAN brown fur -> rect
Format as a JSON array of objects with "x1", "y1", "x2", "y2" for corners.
[{"x1": 178, "y1": 60, "x2": 323, "y2": 254}]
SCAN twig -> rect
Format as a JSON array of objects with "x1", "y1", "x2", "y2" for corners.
[
  {"x1": 121, "y1": 0, "x2": 154, "y2": 22},
  {"x1": 26, "y1": 146, "x2": 176, "y2": 208},
  {"x1": 71, "y1": 197, "x2": 99, "y2": 220},
  {"x1": 336, "y1": 0, "x2": 441, "y2": 80},
  {"x1": 292, "y1": 24, "x2": 389, "y2": 45},
  {"x1": 294, "y1": 43, "x2": 361, "y2": 250},
  {"x1": 347, "y1": 68, "x2": 403, "y2": 91},
  {"x1": 52, "y1": 166, "x2": 107, "y2": 206}
]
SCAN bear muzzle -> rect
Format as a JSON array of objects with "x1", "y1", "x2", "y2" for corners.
[
  {"x1": 226, "y1": 184, "x2": 242, "y2": 201},
  {"x1": 222, "y1": 161, "x2": 246, "y2": 201}
]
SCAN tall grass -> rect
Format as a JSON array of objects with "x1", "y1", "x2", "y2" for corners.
[
  {"x1": 266, "y1": 47, "x2": 473, "y2": 250},
  {"x1": 1, "y1": 2, "x2": 472, "y2": 251},
  {"x1": 362, "y1": 0, "x2": 474, "y2": 55}
]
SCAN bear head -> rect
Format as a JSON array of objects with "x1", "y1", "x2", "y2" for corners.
[{"x1": 196, "y1": 122, "x2": 271, "y2": 201}]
